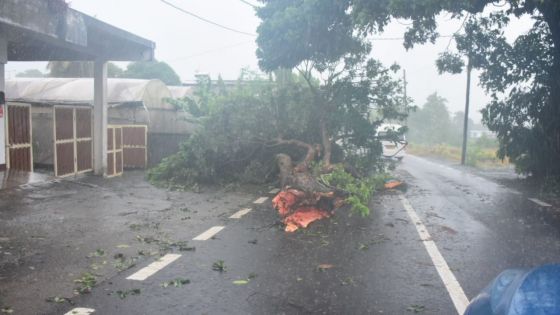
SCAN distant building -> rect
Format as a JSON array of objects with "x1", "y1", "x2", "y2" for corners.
[{"x1": 468, "y1": 129, "x2": 496, "y2": 139}]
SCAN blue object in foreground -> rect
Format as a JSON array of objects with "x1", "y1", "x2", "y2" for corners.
[{"x1": 465, "y1": 264, "x2": 560, "y2": 315}]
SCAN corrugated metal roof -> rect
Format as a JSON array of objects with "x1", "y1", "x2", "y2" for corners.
[{"x1": 6, "y1": 78, "x2": 173, "y2": 109}]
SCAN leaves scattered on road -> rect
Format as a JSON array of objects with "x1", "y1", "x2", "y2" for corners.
[
  {"x1": 86, "y1": 249, "x2": 105, "y2": 258},
  {"x1": 233, "y1": 273, "x2": 258, "y2": 285},
  {"x1": 114, "y1": 289, "x2": 141, "y2": 299},
  {"x1": 161, "y1": 278, "x2": 190, "y2": 288},
  {"x1": 316, "y1": 264, "x2": 334, "y2": 272},
  {"x1": 212, "y1": 260, "x2": 226, "y2": 272},
  {"x1": 407, "y1": 304, "x2": 426, "y2": 313},
  {"x1": 113, "y1": 253, "x2": 137, "y2": 271},
  {"x1": 73, "y1": 273, "x2": 97, "y2": 295},
  {"x1": 46, "y1": 296, "x2": 74, "y2": 305}
]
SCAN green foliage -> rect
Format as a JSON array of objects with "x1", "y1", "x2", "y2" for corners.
[
  {"x1": 407, "y1": 93, "x2": 452, "y2": 145},
  {"x1": 47, "y1": 61, "x2": 92, "y2": 77},
  {"x1": 15, "y1": 69, "x2": 44, "y2": 78},
  {"x1": 256, "y1": 0, "x2": 367, "y2": 71},
  {"x1": 436, "y1": 52, "x2": 464, "y2": 74},
  {"x1": 148, "y1": 71, "x2": 317, "y2": 187},
  {"x1": 73, "y1": 272, "x2": 97, "y2": 295},
  {"x1": 46, "y1": 61, "x2": 123, "y2": 78},
  {"x1": 212, "y1": 260, "x2": 226, "y2": 272},
  {"x1": 122, "y1": 61, "x2": 181, "y2": 85},
  {"x1": 322, "y1": 166, "x2": 386, "y2": 216}
]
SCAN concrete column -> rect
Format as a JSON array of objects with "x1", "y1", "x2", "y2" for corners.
[
  {"x1": 0, "y1": 35, "x2": 7, "y2": 168},
  {"x1": 93, "y1": 60, "x2": 107, "y2": 175}
]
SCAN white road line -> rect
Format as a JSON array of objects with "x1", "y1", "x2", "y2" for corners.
[
  {"x1": 126, "y1": 254, "x2": 181, "y2": 281},
  {"x1": 268, "y1": 188, "x2": 280, "y2": 194},
  {"x1": 229, "y1": 208, "x2": 252, "y2": 219},
  {"x1": 64, "y1": 308, "x2": 95, "y2": 315},
  {"x1": 398, "y1": 193, "x2": 470, "y2": 315},
  {"x1": 193, "y1": 226, "x2": 225, "y2": 241},
  {"x1": 528, "y1": 198, "x2": 552, "y2": 207},
  {"x1": 253, "y1": 197, "x2": 268, "y2": 204}
]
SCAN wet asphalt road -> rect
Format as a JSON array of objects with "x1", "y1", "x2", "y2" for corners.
[{"x1": 43, "y1": 155, "x2": 560, "y2": 315}]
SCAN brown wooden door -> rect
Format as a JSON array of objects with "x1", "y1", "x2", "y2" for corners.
[
  {"x1": 122, "y1": 125, "x2": 148, "y2": 168},
  {"x1": 106, "y1": 125, "x2": 123, "y2": 177},
  {"x1": 7, "y1": 103, "x2": 33, "y2": 172},
  {"x1": 54, "y1": 106, "x2": 93, "y2": 177},
  {"x1": 54, "y1": 107, "x2": 75, "y2": 177},
  {"x1": 75, "y1": 108, "x2": 93, "y2": 173}
]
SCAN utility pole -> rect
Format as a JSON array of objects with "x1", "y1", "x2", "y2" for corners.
[
  {"x1": 403, "y1": 69, "x2": 408, "y2": 109},
  {"x1": 461, "y1": 57, "x2": 472, "y2": 165}
]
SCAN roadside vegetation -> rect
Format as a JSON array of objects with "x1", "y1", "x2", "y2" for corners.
[
  {"x1": 407, "y1": 141, "x2": 509, "y2": 168},
  {"x1": 406, "y1": 92, "x2": 508, "y2": 168}
]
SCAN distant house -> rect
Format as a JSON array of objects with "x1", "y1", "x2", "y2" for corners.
[
  {"x1": 468, "y1": 129, "x2": 496, "y2": 139},
  {"x1": 6, "y1": 78, "x2": 196, "y2": 172}
]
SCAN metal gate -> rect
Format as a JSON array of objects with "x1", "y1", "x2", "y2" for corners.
[
  {"x1": 6, "y1": 103, "x2": 33, "y2": 172},
  {"x1": 106, "y1": 125, "x2": 123, "y2": 177},
  {"x1": 122, "y1": 125, "x2": 147, "y2": 168},
  {"x1": 54, "y1": 106, "x2": 93, "y2": 177}
]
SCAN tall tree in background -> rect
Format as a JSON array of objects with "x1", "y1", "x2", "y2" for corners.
[
  {"x1": 407, "y1": 93, "x2": 452, "y2": 145},
  {"x1": 47, "y1": 61, "x2": 92, "y2": 77},
  {"x1": 46, "y1": 61, "x2": 124, "y2": 78},
  {"x1": 16, "y1": 69, "x2": 45, "y2": 78},
  {"x1": 123, "y1": 61, "x2": 181, "y2": 85}
]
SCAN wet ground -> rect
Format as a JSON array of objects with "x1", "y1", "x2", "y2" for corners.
[{"x1": 1, "y1": 156, "x2": 560, "y2": 314}]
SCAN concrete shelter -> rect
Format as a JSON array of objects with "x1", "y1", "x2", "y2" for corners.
[
  {"x1": 0, "y1": 0, "x2": 155, "y2": 176},
  {"x1": 6, "y1": 78, "x2": 196, "y2": 169}
]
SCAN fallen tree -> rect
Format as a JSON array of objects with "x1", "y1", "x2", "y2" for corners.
[{"x1": 149, "y1": 1, "x2": 409, "y2": 229}]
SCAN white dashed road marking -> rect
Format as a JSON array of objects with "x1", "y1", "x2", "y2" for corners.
[
  {"x1": 253, "y1": 197, "x2": 268, "y2": 204},
  {"x1": 126, "y1": 254, "x2": 181, "y2": 281},
  {"x1": 193, "y1": 226, "x2": 225, "y2": 241},
  {"x1": 64, "y1": 307, "x2": 95, "y2": 315},
  {"x1": 528, "y1": 198, "x2": 552, "y2": 207},
  {"x1": 398, "y1": 193, "x2": 469, "y2": 315},
  {"x1": 229, "y1": 208, "x2": 252, "y2": 219},
  {"x1": 268, "y1": 188, "x2": 280, "y2": 194}
]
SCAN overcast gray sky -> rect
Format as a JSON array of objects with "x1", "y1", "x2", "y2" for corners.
[{"x1": 6, "y1": 0, "x2": 533, "y2": 123}]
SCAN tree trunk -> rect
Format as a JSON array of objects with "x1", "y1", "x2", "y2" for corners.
[{"x1": 320, "y1": 117, "x2": 332, "y2": 168}]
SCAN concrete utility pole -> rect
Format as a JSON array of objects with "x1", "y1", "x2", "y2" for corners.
[
  {"x1": 403, "y1": 69, "x2": 408, "y2": 109},
  {"x1": 461, "y1": 57, "x2": 472, "y2": 165},
  {"x1": 93, "y1": 60, "x2": 108, "y2": 175}
]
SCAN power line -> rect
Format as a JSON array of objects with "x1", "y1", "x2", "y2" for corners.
[
  {"x1": 160, "y1": 0, "x2": 257, "y2": 37},
  {"x1": 237, "y1": 0, "x2": 258, "y2": 8}
]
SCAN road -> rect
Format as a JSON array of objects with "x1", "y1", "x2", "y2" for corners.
[{"x1": 43, "y1": 156, "x2": 560, "y2": 314}]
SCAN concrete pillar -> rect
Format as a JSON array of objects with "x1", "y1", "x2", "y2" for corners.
[
  {"x1": 0, "y1": 35, "x2": 7, "y2": 169},
  {"x1": 93, "y1": 60, "x2": 107, "y2": 175}
]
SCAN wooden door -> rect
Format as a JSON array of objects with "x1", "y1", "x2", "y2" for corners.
[
  {"x1": 122, "y1": 125, "x2": 148, "y2": 168},
  {"x1": 106, "y1": 125, "x2": 123, "y2": 177},
  {"x1": 6, "y1": 103, "x2": 33, "y2": 172},
  {"x1": 54, "y1": 106, "x2": 93, "y2": 177},
  {"x1": 54, "y1": 106, "x2": 75, "y2": 177}
]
